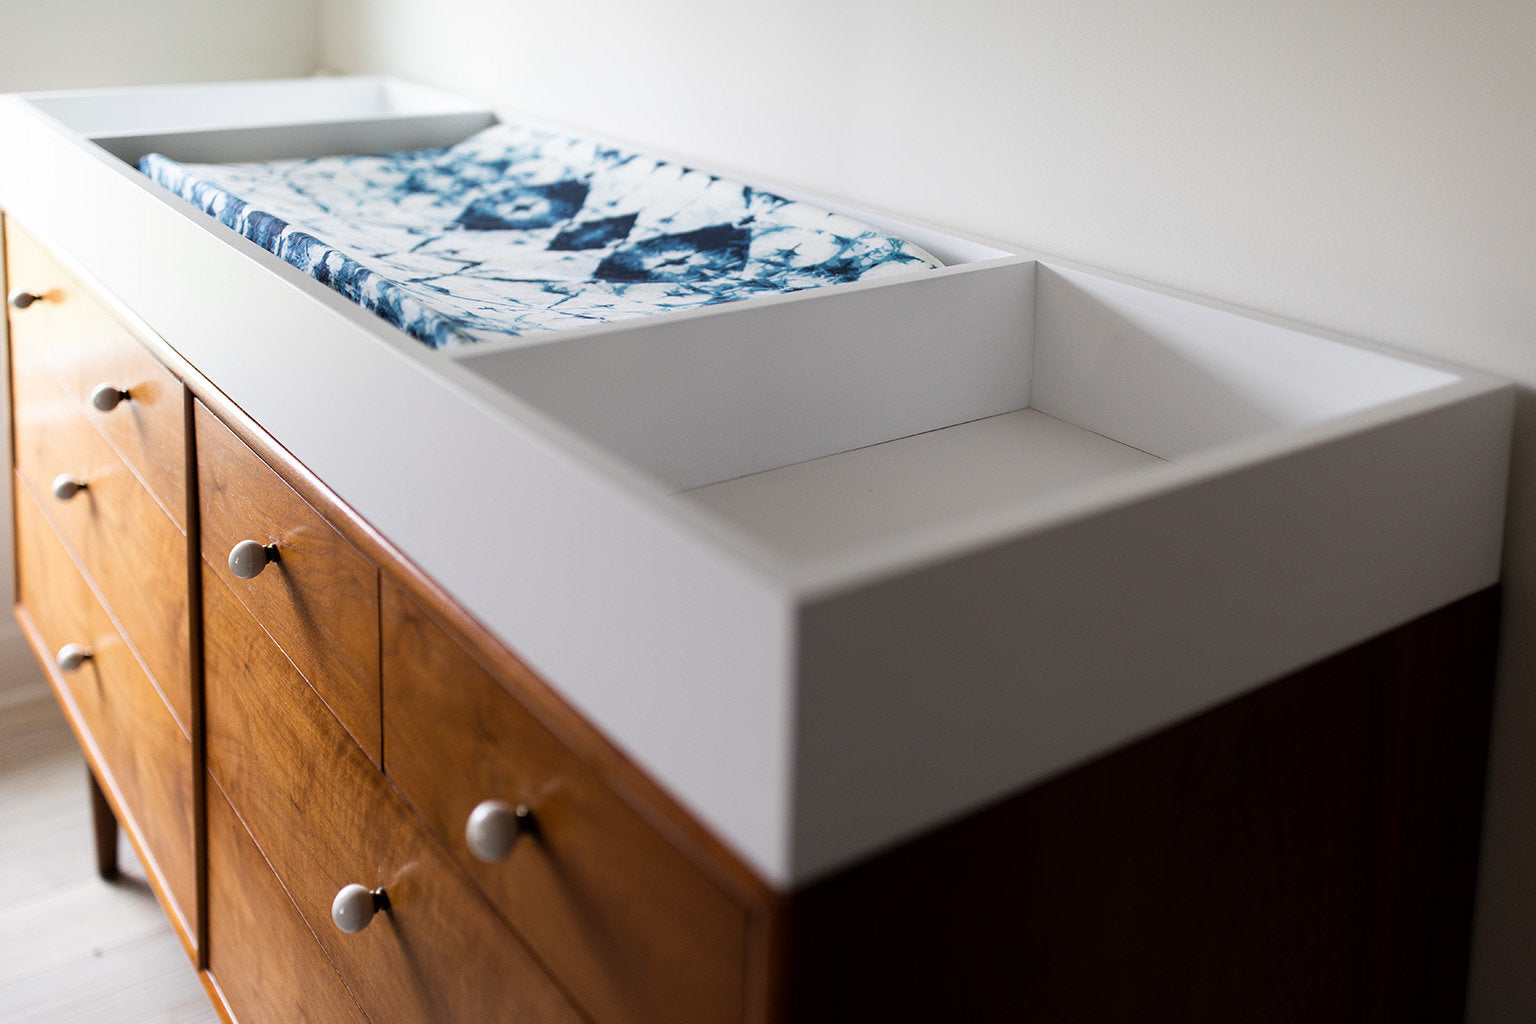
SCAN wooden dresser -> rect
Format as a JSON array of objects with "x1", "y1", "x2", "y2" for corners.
[
  {"x1": 3, "y1": 211, "x2": 1504, "y2": 1022},
  {"x1": 8, "y1": 219, "x2": 197, "y2": 953}
]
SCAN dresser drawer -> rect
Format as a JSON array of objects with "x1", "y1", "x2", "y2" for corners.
[
  {"x1": 15, "y1": 481, "x2": 197, "y2": 945},
  {"x1": 12, "y1": 371, "x2": 191, "y2": 732},
  {"x1": 207, "y1": 779, "x2": 369, "y2": 1024},
  {"x1": 382, "y1": 581, "x2": 749, "y2": 1024},
  {"x1": 196, "y1": 401, "x2": 381, "y2": 763},
  {"x1": 203, "y1": 567, "x2": 584, "y2": 1024},
  {"x1": 5, "y1": 218, "x2": 187, "y2": 528}
]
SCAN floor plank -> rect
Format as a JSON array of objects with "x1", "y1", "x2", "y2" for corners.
[
  {"x1": 0, "y1": 877, "x2": 171, "y2": 987},
  {"x1": 0, "y1": 686, "x2": 95, "y2": 911},
  {"x1": 0, "y1": 931, "x2": 211, "y2": 1024},
  {"x1": 0, "y1": 685, "x2": 217, "y2": 1023}
]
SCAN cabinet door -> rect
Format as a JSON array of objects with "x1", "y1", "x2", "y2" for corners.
[
  {"x1": 12, "y1": 387, "x2": 191, "y2": 732},
  {"x1": 206, "y1": 779, "x2": 369, "y2": 1024},
  {"x1": 15, "y1": 482, "x2": 197, "y2": 948},
  {"x1": 383, "y1": 581, "x2": 750, "y2": 1024},
  {"x1": 7, "y1": 218, "x2": 191, "y2": 733},
  {"x1": 196, "y1": 401, "x2": 380, "y2": 763},
  {"x1": 5, "y1": 218, "x2": 187, "y2": 527},
  {"x1": 203, "y1": 566, "x2": 584, "y2": 1024}
]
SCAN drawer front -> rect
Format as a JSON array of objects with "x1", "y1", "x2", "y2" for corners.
[
  {"x1": 12, "y1": 376, "x2": 191, "y2": 733},
  {"x1": 382, "y1": 582, "x2": 748, "y2": 1024},
  {"x1": 204, "y1": 568, "x2": 583, "y2": 1024},
  {"x1": 196, "y1": 401, "x2": 380, "y2": 763},
  {"x1": 207, "y1": 779, "x2": 369, "y2": 1024},
  {"x1": 16, "y1": 481, "x2": 197, "y2": 943},
  {"x1": 5, "y1": 219, "x2": 187, "y2": 528}
]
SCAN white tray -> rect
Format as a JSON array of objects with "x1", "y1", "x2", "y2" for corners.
[{"x1": 0, "y1": 76, "x2": 1512, "y2": 886}]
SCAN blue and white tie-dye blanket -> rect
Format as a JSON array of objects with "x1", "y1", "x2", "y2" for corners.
[{"x1": 138, "y1": 123, "x2": 942, "y2": 349}]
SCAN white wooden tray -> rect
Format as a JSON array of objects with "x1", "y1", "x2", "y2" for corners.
[{"x1": 0, "y1": 77, "x2": 1511, "y2": 886}]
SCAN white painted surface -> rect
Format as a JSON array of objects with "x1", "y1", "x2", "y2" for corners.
[
  {"x1": 54, "y1": 77, "x2": 497, "y2": 167},
  {"x1": 791, "y1": 387, "x2": 1512, "y2": 879},
  {"x1": 1032, "y1": 264, "x2": 1461, "y2": 459},
  {"x1": 26, "y1": 76, "x2": 476, "y2": 136},
  {"x1": 0, "y1": 78, "x2": 1511, "y2": 888},
  {"x1": 678, "y1": 409, "x2": 1163, "y2": 566},
  {"x1": 463, "y1": 259, "x2": 1033, "y2": 490}
]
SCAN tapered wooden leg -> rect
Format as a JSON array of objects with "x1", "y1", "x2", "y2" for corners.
[{"x1": 88, "y1": 768, "x2": 120, "y2": 880}]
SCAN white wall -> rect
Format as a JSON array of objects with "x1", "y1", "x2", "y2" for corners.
[
  {"x1": 0, "y1": 0, "x2": 320, "y2": 93},
  {"x1": 317, "y1": 1, "x2": 1536, "y2": 1019},
  {"x1": 0, "y1": 0, "x2": 321, "y2": 700}
]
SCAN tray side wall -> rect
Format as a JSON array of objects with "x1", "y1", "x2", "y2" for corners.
[
  {"x1": 462, "y1": 260, "x2": 1035, "y2": 492},
  {"x1": 789, "y1": 383, "x2": 1514, "y2": 881},
  {"x1": 1033, "y1": 263, "x2": 1461, "y2": 459}
]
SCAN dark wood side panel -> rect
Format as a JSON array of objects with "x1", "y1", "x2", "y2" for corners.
[
  {"x1": 776, "y1": 588, "x2": 1499, "y2": 1024},
  {"x1": 88, "y1": 768, "x2": 120, "y2": 880}
]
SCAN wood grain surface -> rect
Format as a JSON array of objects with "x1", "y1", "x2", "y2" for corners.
[
  {"x1": 204, "y1": 566, "x2": 583, "y2": 1024},
  {"x1": 384, "y1": 579, "x2": 749, "y2": 1024},
  {"x1": 15, "y1": 481, "x2": 198, "y2": 954},
  {"x1": 11, "y1": 367, "x2": 191, "y2": 733},
  {"x1": 205, "y1": 778, "x2": 369, "y2": 1024},
  {"x1": 196, "y1": 400, "x2": 381, "y2": 764},
  {"x1": 5, "y1": 218, "x2": 187, "y2": 528}
]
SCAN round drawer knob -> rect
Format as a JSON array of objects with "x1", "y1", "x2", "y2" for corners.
[
  {"x1": 55, "y1": 643, "x2": 93, "y2": 672},
  {"x1": 7, "y1": 288, "x2": 47, "y2": 310},
  {"x1": 51, "y1": 474, "x2": 88, "y2": 501},
  {"x1": 228, "y1": 540, "x2": 278, "y2": 579},
  {"x1": 331, "y1": 883, "x2": 387, "y2": 934},
  {"x1": 465, "y1": 799, "x2": 533, "y2": 863},
  {"x1": 90, "y1": 383, "x2": 131, "y2": 413}
]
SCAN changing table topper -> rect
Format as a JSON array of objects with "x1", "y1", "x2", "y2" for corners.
[{"x1": 138, "y1": 121, "x2": 942, "y2": 349}]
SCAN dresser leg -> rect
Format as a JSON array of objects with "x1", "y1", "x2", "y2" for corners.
[{"x1": 88, "y1": 769, "x2": 120, "y2": 880}]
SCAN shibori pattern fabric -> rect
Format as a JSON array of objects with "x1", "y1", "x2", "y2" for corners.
[{"x1": 137, "y1": 122, "x2": 943, "y2": 349}]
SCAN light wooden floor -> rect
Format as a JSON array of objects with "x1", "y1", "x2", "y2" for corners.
[{"x1": 0, "y1": 683, "x2": 218, "y2": 1024}]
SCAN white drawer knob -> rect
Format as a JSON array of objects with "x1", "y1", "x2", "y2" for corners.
[
  {"x1": 465, "y1": 799, "x2": 533, "y2": 863},
  {"x1": 55, "y1": 643, "x2": 93, "y2": 672},
  {"x1": 90, "y1": 383, "x2": 131, "y2": 412},
  {"x1": 228, "y1": 540, "x2": 278, "y2": 579},
  {"x1": 331, "y1": 883, "x2": 386, "y2": 934},
  {"x1": 51, "y1": 474, "x2": 87, "y2": 501},
  {"x1": 7, "y1": 288, "x2": 47, "y2": 309}
]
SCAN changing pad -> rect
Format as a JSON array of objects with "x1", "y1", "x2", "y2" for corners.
[{"x1": 138, "y1": 123, "x2": 943, "y2": 349}]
